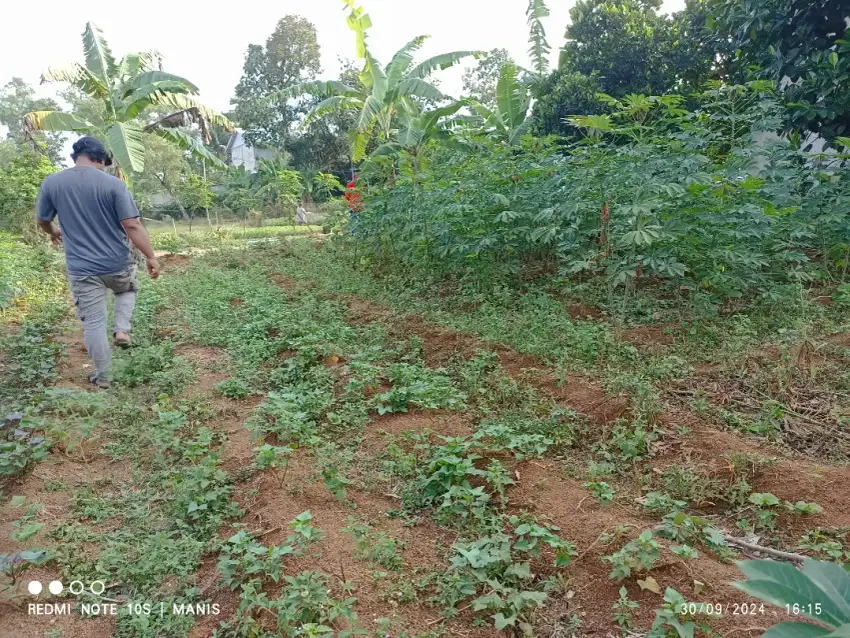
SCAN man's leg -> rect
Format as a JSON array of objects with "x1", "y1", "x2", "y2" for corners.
[
  {"x1": 103, "y1": 267, "x2": 138, "y2": 343},
  {"x1": 69, "y1": 276, "x2": 111, "y2": 383}
]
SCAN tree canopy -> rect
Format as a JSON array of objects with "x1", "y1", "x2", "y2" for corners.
[
  {"x1": 231, "y1": 16, "x2": 323, "y2": 149},
  {"x1": 709, "y1": 0, "x2": 850, "y2": 140},
  {"x1": 559, "y1": 0, "x2": 700, "y2": 98},
  {"x1": 462, "y1": 48, "x2": 514, "y2": 111},
  {"x1": 0, "y1": 78, "x2": 65, "y2": 164}
]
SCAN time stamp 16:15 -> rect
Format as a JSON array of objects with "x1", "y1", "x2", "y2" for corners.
[{"x1": 680, "y1": 602, "x2": 823, "y2": 617}]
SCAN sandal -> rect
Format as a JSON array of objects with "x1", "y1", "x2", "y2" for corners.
[
  {"x1": 89, "y1": 375, "x2": 111, "y2": 390},
  {"x1": 114, "y1": 332, "x2": 132, "y2": 348}
]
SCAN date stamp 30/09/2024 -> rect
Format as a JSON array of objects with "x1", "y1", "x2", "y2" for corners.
[{"x1": 680, "y1": 602, "x2": 824, "y2": 617}]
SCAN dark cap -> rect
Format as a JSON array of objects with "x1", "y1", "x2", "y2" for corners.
[{"x1": 71, "y1": 136, "x2": 112, "y2": 166}]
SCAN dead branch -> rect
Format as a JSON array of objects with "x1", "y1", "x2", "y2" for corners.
[{"x1": 723, "y1": 535, "x2": 807, "y2": 564}]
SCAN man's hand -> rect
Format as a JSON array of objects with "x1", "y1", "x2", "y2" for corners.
[
  {"x1": 147, "y1": 257, "x2": 161, "y2": 279},
  {"x1": 121, "y1": 217, "x2": 159, "y2": 278},
  {"x1": 37, "y1": 219, "x2": 62, "y2": 248}
]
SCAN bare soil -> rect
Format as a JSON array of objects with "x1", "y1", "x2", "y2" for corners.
[{"x1": 4, "y1": 257, "x2": 848, "y2": 638}]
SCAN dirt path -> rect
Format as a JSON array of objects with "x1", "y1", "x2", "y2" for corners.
[{"x1": 1, "y1": 275, "x2": 493, "y2": 638}]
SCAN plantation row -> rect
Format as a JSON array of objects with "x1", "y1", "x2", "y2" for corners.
[{"x1": 351, "y1": 86, "x2": 850, "y2": 316}]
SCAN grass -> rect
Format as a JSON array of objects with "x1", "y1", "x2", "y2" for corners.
[
  {"x1": 0, "y1": 232, "x2": 67, "y2": 325},
  {"x1": 147, "y1": 222, "x2": 323, "y2": 251},
  {"x1": 270, "y1": 240, "x2": 850, "y2": 459},
  {"x1": 1, "y1": 236, "x2": 848, "y2": 638}
]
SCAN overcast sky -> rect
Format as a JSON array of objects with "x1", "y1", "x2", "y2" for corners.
[
  {"x1": 2, "y1": 0, "x2": 685, "y2": 141},
  {"x1": 0, "y1": 0, "x2": 685, "y2": 164}
]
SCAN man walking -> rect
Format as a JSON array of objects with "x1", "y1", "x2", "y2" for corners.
[{"x1": 36, "y1": 136, "x2": 161, "y2": 389}]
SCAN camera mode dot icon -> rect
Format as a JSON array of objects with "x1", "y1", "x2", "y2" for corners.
[
  {"x1": 27, "y1": 581, "x2": 42, "y2": 595},
  {"x1": 48, "y1": 580, "x2": 63, "y2": 595}
]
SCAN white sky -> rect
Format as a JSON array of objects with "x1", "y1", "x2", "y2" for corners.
[{"x1": 1, "y1": 0, "x2": 684, "y2": 139}]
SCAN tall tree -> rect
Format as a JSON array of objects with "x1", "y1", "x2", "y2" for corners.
[
  {"x1": 0, "y1": 78, "x2": 65, "y2": 164},
  {"x1": 709, "y1": 0, "x2": 850, "y2": 140},
  {"x1": 462, "y1": 48, "x2": 514, "y2": 110},
  {"x1": 559, "y1": 0, "x2": 708, "y2": 98},
  {"x1": 24, "y1": 23, "x2": 230, "y2": 180},
  {"x1": 230, "y1": 16, "x2": 322, "y2": 149},
  {"x1": 530, "y1": 70, "x2": 607, "y2": 137}
]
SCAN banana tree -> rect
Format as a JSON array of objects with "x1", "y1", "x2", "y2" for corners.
[
  {"x1": 367, "y1": 100, "x2": 468, "y2": 176},
  {"x1": 23, "y1": 23, "x2": 231, "y2": 180},
  {"x1": 297, "y1": 168, "x2": 342, "y2": 203},
  {"x1": 286, "y1": 36, "x2": 483, "y2": 161},
  {"x1": 255, "y1": 159, "x2": 302, "y2": 213},
  {"x1": 466, "y1": 64, "x2": 534, "y2": 145}
]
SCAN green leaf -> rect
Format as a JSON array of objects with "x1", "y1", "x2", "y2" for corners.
[
  {"x1": 803, "y1": 561, "x2": 850, "y2": 620},
  {"x1": 496, "y1": 64, "x2": 526, "y2": 131},
  {"x1": 749, "y1": 493, "x2": 780, "y2": 506},
  {"x1": 352, "y1": 119, "x2": 376, "y2": 162},
  {"x1": 12, "y1": 522, "x2": 44, "y2": 543},
  {"x1": 106, "y1": 121, "x2": 145, "y2": 173},
  {"x1": 762, "y1": 622, "x2": 831, "y2": 638},
  {"x1": 285, "y1": 80, "x2": 361, "y2": 99},
  {"x1": 121, "y1": 71, "x2": 198, "y2": 97},
  {"x1": 493, "y1": 613, "x2": 517, "y2": 630},
  {"x1": 120, "y1": 82, "x2": 193, "y2": 121},
  {"x1": 386, "y1": 36, "x2": 429, "y2": 83},
  {"x1": 703, "y1": 527, "x2": 727, "y2": 547},
  {"x1": 555, "y1": 549, "x2": 573, "y2": 567},
  {"x1": 117, "y1": 51, "x2": 162, "y2": 81},
  {"x1": 41, "y1": 64, "x2": 109, "y2": 98},
  {"x1": 150, "y1": 127, "x2": 225, "y2": 168},
  {"x1": 301, "y1": 96, "x2": 363, "y2": 128},
  {"x1": 23, "y1": 111, "x2": 94, "y2": 133},
  {"x1": 505, "y1": 561, "x2": 532, "y2": 579},
  {"x1": 407, "y1": 51, "x2": 485, "y2": 79},
  {"x1": 82, "y1": 22, "x2": 117, "y2": 87},
  {"x1": 471, "y1": 593, "x2": 502, "y2": 610},
  {"x1": 365, "y1": 52, "x2": 388, "y2": 101},
  {"x1": 395, "y1": 78, "x2": 445, "y2": 102},
  {"x1": 733, "y1": 560, "x2": 848, "y2": 626}
]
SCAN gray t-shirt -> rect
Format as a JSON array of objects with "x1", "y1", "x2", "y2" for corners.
[{"x1": 36, "y1": 166, "x2": 141, "y2": 276}]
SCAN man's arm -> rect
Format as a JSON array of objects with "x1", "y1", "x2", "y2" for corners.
[
  {"x1": 35, "y1": 182, "x2": 62, "y2": 247},
  {"x1": 120, "y1": 218, "x2": 161, "y2": 279},
  {"x1": 114, "y1": 181, "x2": 160, "y2": 279},
  {"x1": 37, "y1": 219, "x2": 62, "y2": 247}
]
